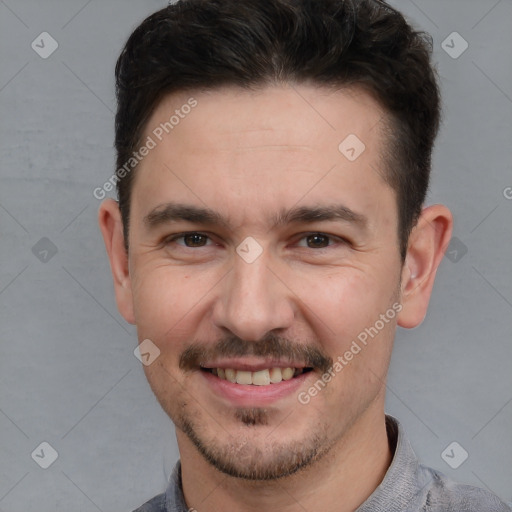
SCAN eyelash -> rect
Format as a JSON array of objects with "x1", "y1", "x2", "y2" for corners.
[{"x1": 163, "y1": 231, "x2": 347, "y2": 250}]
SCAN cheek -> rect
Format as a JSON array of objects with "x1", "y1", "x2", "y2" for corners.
[
  {"x1": 293, "y1": 267, "x2": 399, "y2": 381},
  {"x1": 130, "y1": 264, "x2": 200, "y2": 342},
  {"x1": 296, "y1": 269, "x2": 390, "y2": 334}
]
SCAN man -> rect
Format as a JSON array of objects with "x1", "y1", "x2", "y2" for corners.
[{"x1": 98, "y1": 0, "x2": 511, "y2": 510}]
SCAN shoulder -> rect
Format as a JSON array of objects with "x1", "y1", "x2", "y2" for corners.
[
  {"x1": 419, "y1": 464, "x2": 512, "y2": 512},
  {"x1": 131, "y1": 492, "x2": 166, "y2": 512}
]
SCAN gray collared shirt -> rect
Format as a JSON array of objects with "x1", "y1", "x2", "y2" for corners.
[{"x1": 133, "y1": 416, "x2": 511, "y2": 511}]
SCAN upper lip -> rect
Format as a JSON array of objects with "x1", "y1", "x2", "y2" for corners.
[{"x1": 200, "y1": 358, "x2": 310, "y2": 372}]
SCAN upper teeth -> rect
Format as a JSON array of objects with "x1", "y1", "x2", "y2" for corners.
[{"x1": 214, "y1": 367, "x2": 299, "y2": 385}]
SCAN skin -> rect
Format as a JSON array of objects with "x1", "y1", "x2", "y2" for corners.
[{"x1": 98, "y1": 84, "x2": 452, "y2": 512}]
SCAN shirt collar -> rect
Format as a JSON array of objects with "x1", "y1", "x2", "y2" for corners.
[{"x1": 356, "y1": 415, "x2": 425, "y2": 511}]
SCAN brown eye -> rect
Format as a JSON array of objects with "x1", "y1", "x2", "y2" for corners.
[
  {"x1": 166, "y1": 232, "x2": 212, "y2": 247},
  {"x1": 182, "y1": 233, "x2": 208, "y2": 247},
  {"x1": 299, "y1": 233, "x2": 333, "y2": 249},
  {"x1": 294, "y1": 232, "x2": 348, "y2": 251},
  {"x1": 305, "y1": 234, "x2": 330, "y2": 248}
]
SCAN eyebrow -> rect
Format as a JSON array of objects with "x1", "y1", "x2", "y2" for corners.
[{"x1": 143, "y1": 202, "x2": 368, "y2": 231}]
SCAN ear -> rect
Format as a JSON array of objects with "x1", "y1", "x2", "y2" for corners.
[
  {"x1": 397, "y1": 204, "x2": 453, "y2": 329},
  {"x1": 97, "y1": 199, "x2": 135, "y2": 325}
]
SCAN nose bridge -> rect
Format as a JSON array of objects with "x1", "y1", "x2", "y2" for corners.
[{"x1": 213, "y1": 249, "x2": 294, "y2": 340}]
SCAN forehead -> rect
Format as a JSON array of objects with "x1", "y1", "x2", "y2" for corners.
[
  {"x1": 143, "y1": 84, "x2": 387, "y2": 154},
  {"x1": 131, "y1": 84, "x2": 395, "y2": 232}
]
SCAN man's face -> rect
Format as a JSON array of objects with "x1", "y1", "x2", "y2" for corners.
[{"x1": 126, "y1": 85, "x2": 403, "y2": 479}]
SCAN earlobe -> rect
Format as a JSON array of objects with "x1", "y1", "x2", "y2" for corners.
[
  {"x1": 397, "y1": 204, "x2": 453, "y2": 329},
  {"x1": 97, "y1": 199, "x2": 136, "y2": 325}
]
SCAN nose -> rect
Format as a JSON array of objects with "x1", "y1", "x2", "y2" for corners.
[{"x1": 211, "y1": 249, "x2": 295, "y2": 342}]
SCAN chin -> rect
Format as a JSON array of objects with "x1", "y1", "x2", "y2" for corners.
[{"x1": 178, "y1": 410, "x2": 334, "y2": 481}]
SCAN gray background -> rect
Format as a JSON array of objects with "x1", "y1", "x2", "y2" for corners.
[{"x1": 0, "y1": 1, "x2": 511, "y2": 511}]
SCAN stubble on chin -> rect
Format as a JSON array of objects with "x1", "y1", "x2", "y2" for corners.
[{"x1": 174, "y1": 404, "x2": 333, "y2": 481}]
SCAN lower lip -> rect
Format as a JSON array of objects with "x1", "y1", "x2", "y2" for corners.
[{"x1": 200, "y1": 370, "x2": 311, "y2": 407}]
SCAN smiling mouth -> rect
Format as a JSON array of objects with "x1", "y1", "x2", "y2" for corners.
[{"x1": 200, "y1": 367, "x2": 314, "y2": 385}]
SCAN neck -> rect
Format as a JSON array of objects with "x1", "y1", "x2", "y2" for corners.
[{"x1": 178, "y1": 408, "x2": 393, "y2": 512}]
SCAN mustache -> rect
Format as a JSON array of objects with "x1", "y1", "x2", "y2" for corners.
[{"x1": 179, "y1": 332, "x2": 333, "y2": 374}]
